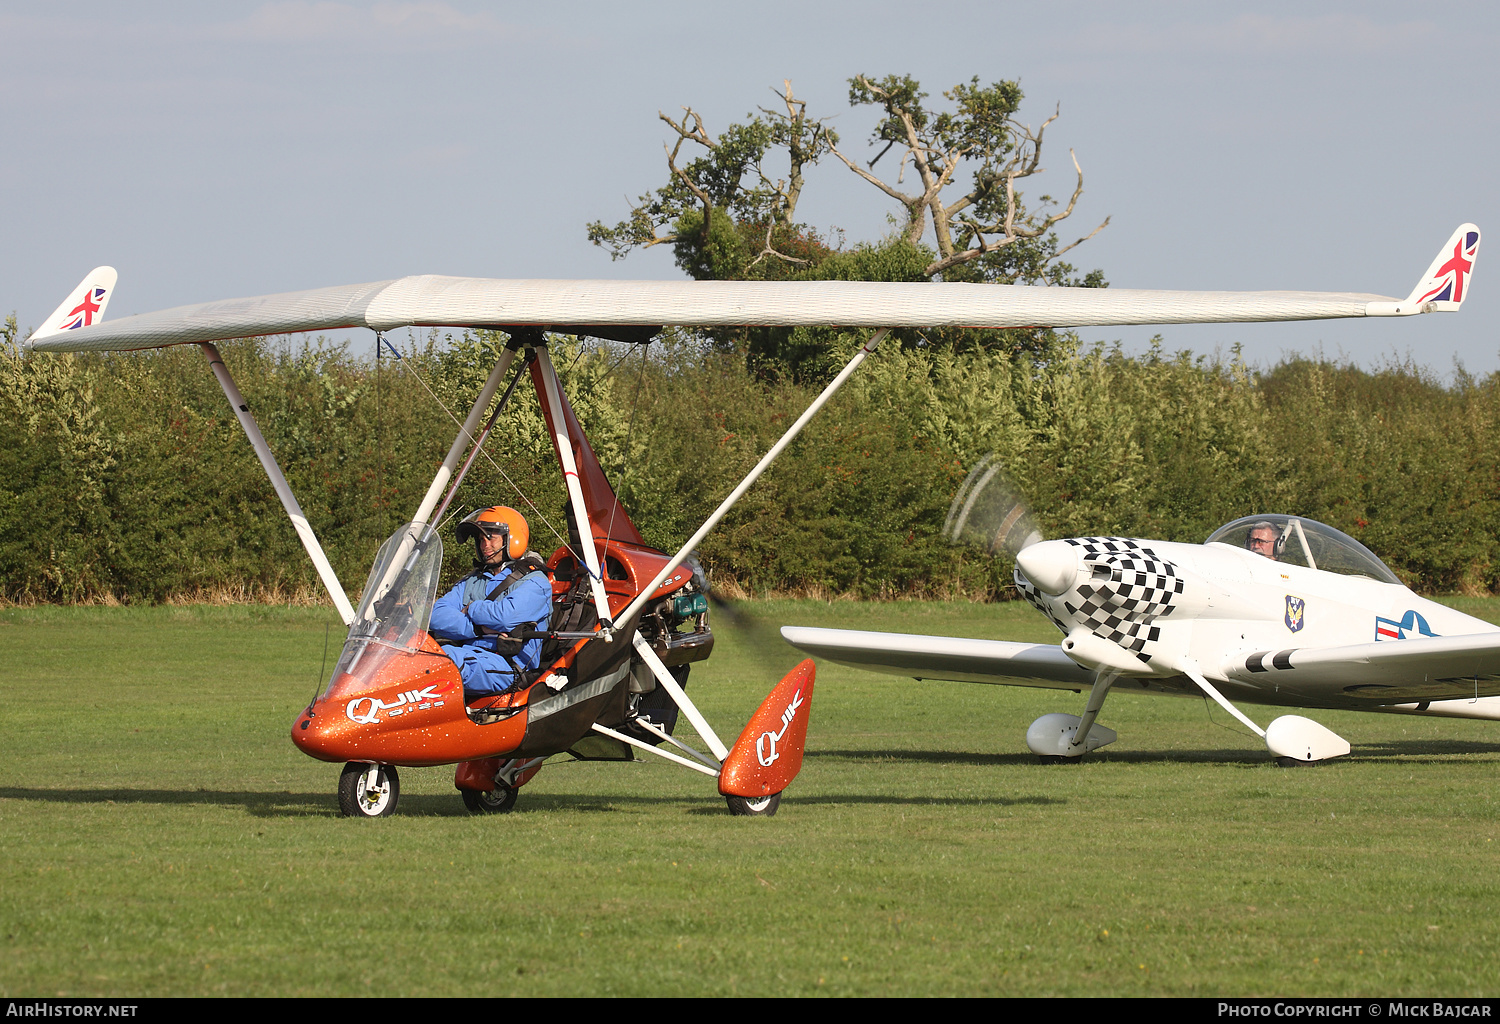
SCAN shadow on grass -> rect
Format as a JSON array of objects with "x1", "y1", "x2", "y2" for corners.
[
  {"x1": 0, "y1": 787, "x2": 649, "y2": 818},
  {"x1": 0, "y1": 785, "x2": 1067, "y2": 819},
  {"x1": 1347, "y1": 737, "x2": 1500, "y2": 760},
  {"x1": 812, "y1": 738, "x2": 1500, "y2": 766},
  {"x1": 811, "y1": 747, "x2": 1270, "y2": 766},
  {"x1": 682, "y1": 794, "x2": 1064, "y2": 815}
]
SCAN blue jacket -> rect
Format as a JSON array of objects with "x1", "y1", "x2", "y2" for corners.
[{"x1": 431, "y1": 562, "x2": 552, "y2": 694}]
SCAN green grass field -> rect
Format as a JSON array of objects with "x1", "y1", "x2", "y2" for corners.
[{"x1": 3, "y1": 598, "x2": 1500, "y2": 997}]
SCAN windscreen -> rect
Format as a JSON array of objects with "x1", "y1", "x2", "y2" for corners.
[{"x1": 322, "y1": 523, "x2": 447, "y2": 700}]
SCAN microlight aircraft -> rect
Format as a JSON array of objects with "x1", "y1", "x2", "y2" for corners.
[
  {"x1": 27, "y1": 223, "x2": 1477, "y2": 811},
  {"x1": 785, "y1": 228, "x2": 1490, "y2": 766}
]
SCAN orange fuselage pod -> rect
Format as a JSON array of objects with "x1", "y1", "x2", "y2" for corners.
[
  {"x1": 719, "y1": 659, "x2": 816, "y2": 800},
  {"x1": 292, "y1": 630, "x2": 530, "y2": 767},
  {"x1": 548, "y1": 539, "x2": 695, "y2": 605},
  {"x1": 293, "y1": 594, "x2": 655, "y2": 768}
]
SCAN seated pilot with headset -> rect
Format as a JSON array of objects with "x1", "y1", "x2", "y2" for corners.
[{"x1": 430, "y1": 506, "x2": 552, "y2": 697}]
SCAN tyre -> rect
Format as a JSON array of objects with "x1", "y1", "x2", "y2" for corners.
[
  {"x1": 461, "y1": 785, "x2": 518, "y2": 814},
  {"x1": 338, "y1": 762, "x2": 400, "y2": 818},
  {"x1": 725, "y1": 792, "x2": 781, "y2": 817}
]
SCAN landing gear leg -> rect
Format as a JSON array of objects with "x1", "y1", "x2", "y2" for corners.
[{"x1": 1026, "y1": 669, "x2": 1122, "y2": 760}]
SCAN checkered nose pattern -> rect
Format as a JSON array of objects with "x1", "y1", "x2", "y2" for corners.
[{"x1": 1059, "y1": 538, "x2": 1185, "y2": 665}]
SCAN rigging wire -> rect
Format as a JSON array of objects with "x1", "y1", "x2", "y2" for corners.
[
  {"x1": 376, "y1": 331, "x2": 573, "y2": 554},
  {"x1": 601, "y1": 341, "x2": 650, "y2": 548}
]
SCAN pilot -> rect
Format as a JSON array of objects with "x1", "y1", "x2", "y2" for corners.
[
  {"x1": 430, "y1": 506, "x2": 552, "y2": 697},
  {"x1": 1246, "y1": 521, "x2": 1279, "y2": 561}
]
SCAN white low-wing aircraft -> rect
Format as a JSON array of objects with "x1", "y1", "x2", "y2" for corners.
[
  {"x1": 26, "y1": 223, "x2": 1478, "y2": 810},
  {"x1": 783, "y1": 226, "x2": 1490, "y2": 766}
]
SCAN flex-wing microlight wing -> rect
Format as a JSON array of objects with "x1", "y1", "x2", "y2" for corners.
[{"x1": 25, "y1": 223, "x2": 1478, "y2": 353}]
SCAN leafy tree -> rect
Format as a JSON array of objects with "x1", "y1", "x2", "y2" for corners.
[
  {"x1": 588, "y1": 76, "x2": 1106, "y2": 285},
  {"x1": 836, "y1": 74, "x2": 1107, "y2": 285}
]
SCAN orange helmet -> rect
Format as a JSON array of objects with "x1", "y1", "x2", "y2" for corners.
[{"x1": 456, "y1": 506, "x2": 529, "y2": 560}]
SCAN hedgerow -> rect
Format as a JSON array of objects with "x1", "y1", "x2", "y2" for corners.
[{"x1": 3, "y1": 318, "x2": 1496, "y2": 604}]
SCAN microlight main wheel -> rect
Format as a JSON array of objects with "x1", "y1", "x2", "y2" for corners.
[
  {"x1": 461, "y1": 785, "x2": 518, "y2": 814},
  {"x1": 725, "y1": 792, "x2": 781, "y2": 817},
  {"x1": 338, "y1": 762, "x2": 400, "y2": 818}
]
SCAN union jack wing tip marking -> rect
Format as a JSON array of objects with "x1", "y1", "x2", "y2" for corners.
[{"x1": 1418, "y1": 231, "x2": 1480, "y2": 305}]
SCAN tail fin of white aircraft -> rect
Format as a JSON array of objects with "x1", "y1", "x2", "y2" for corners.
[
  {"x1": 30, "y1": 267, "x2": 118, "y2": 342},
  {"x1": 1404, "y1": 224, "x2": 1480, "y2": 311}
]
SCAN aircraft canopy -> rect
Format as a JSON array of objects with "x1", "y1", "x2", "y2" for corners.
[{"x1": 1206, "y1": 515, "x2": 1401, "y2": 584}]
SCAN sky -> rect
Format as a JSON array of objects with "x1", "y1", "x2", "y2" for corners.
[{"x1": 3, "y1": 1, "x2": 1497, "y2": 374}]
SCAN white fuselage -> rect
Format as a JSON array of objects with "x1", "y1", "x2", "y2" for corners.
[{"x1": 1019, "y1": 538, "x2": 1500, "y2": 719}]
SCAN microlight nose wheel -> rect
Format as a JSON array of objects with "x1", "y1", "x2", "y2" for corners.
[
  {"x1": 338, "y1": 762, "x2": 400, "y2": 818},
  {"x1": 725, "y1": 792, "x2": 781, "y2": 817},
  {"x1": 461, "y1": 785, "x2": 518, "y2": 814}
]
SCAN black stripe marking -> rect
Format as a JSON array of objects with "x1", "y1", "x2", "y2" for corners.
[
  {"x1": 1246, "y1": 652, "x2": 1269, "y2": 673},
  {"x1": 1272, "y1": 650, "x2": 1295, "y2": 670}
]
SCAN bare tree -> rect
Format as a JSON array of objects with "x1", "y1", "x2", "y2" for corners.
[
  {"x1": 835, "y1": 74, "x2": 1108, "y2": 281},
  {"x1": 587, "y1": 81, "x2": 837, "y2": 271}
]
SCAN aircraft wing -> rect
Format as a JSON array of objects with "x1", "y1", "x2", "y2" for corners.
[
  {"x1": 779, "y1": 626, "x2": 1092, "y2": 691},
  {"x1": 27, "y1": 223, "x2": 1476, "y2": 352},
  {"x1": 17, "y1": 279, "x2": 1440, "y2": 355},
  {"x1": 1223, "y1": 631, "x2": 1500, "y2": 705}
]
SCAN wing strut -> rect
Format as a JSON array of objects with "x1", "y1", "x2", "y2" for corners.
[
  {"x1": 199, "y1": 343, "x2": 355, "y2": 624},
  {"x1": 614, "y1": 326, "x2": 893, "y2": 631},
  {"x1": 355, "y1": 342, "x2": 522, "y2": 623},
  {"x1": 1180, "y1": 662, "x2": 1267, "y2": 738},
  {"x1": 409, "y1": 344, "x2": 520, "y2": 529},
  {"x1": 531, "y1": 341, "x2": 616, "y2": 634}
]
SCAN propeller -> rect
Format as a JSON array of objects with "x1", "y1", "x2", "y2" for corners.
[
  {"x1": 700, "y1": 573, "x2": 804, "y2": 678},
  {"x1": 942, "y1": 455, "x2": 1084, "y2": 598},
  {"x1": 943, "y1": 454, "x2": 1044, "y2": 558}
]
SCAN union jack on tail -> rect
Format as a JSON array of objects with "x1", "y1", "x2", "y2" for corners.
[
  {"x1": 1407, "y1": 224, "x2": 1481, "y2": 309},
  {"x1": 36, "y1": 266, "x2": 116, "y2": 338}
]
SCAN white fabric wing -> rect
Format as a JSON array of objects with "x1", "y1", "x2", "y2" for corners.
[{"x1": 29, "y1": 276, "x2": 1403, "y2": 353}]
